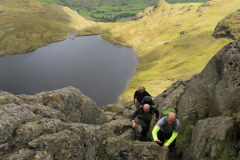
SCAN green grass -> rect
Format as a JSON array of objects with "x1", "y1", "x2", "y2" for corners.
[
  {"x1": 0, "y1": 0, "x2": 92, "y2": 56},
  {"x1": 101, "y1": 105, "x2": 124, "y2": 116},
  {"x1": 85, "y1": 0, "x2": 239, "y2": 103},
  {"x1": 36, "y1": 0, "x2": 157, "y2": 21},
  {"x1": 101, "y1": 33, "x2": 131, "y2": 47},
  {"x1": 76, "y1": 30, "x2": 98, "y2": 36}
]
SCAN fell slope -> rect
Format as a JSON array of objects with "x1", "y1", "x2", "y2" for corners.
[
  {"x1": 0, "y1": 0, "x2": 94, "y2": 56},
  {"x1": 86, "y1": 0, "x2": 240, "y2": 103}
]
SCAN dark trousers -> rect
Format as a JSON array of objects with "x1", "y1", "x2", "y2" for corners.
[
  {"x1": 139, "y1": 118, "x2": 151, "y2": 141},
  {"x1": 157, "y1": 130, "x2": 176, "y2": 150}
]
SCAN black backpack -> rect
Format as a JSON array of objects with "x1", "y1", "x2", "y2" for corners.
[{"x1": 141, "y1": 96, "x2": 154, "y2": 105}]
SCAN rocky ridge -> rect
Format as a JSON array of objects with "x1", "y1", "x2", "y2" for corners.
[
  {"x1": 0, "y1": 87, "x2": 169, "y2": 160},
  {"x1": 213, "y1": 8, "x2": 240, "y2": 40},
  {"x1": 153, "y1": 38, "x2": 240, "y2": 159}
]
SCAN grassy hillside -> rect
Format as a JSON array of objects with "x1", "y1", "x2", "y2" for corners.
[
  {"x1": 37, "y1": 0, "x2": 159, "y2": 22},
  {"x1": 0, "y1": 0, "x2": 94, "y2": 56},
  {"x1": 36, "y1": 0, "x2": 212, "y2": 22},
  {"x1": 166, "y1": 0, "x2": 210, "y2": 3},
  {"x1": 85, "y1": 0, "x2": 240, "y2": 103}
]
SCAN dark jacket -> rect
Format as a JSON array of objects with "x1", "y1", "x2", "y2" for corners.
[
  {"x1": 134, "y1": 90, "x2": 151, "y2": 103},
  {"x1": 131, "y1": 105, "x2": 159, "y2": 121}
]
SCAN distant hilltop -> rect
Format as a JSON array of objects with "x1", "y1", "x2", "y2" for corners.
[{"x1": 0, "y1": 0, "x2": 95, "y2": 56}]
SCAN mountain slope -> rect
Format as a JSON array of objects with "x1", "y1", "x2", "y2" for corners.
[
  {"x1": 86, "y1": 0, "x2": 240, "y2": 103},
  {"x1": 0, "y1": 0, "x2": 94, "y2": 56}
]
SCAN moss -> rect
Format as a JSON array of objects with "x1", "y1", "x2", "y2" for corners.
[
  {"x1": 17, "y1": 124, "x2": 23, "y2": 130},
  {"x1": 221, "y1": 110, "x2": 234, "y2": 117},
  {"x1": 96, "y1": 132, "x2": 114, "y2": 159},
  {"x1": 175, "y1": 120, "x2": 198, "y2": 158},
  {"x1": 101, "y1": 105, "x2": 123, "y2": 116},
  {"x1": 7, "y1": 136, "x2": 16, "y2": 149},
  {"x1": 123, "y1": 139, "x2": 136, "y2": 144}
]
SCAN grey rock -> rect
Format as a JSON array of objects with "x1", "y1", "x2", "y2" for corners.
[
  {"x1": 104, "y1": 111, "x2": 116, "y2": 122},
  {"x1": 0, "y1": 103, "x2": 42, "y2": 143},
  {"x1": 177, "y1": 39, "x2": 240, "y2": 120},
  {"x1": 119, "y1": 129, "x2": 135, "y2": 140},
  {"x1": 4, "y1": 148, "x2": 35, "y2": 160},
  {"x1": 213, "y1": 9, "x2": 240, "y2": 40},
  {"x1": 18, "y1": 86, "x2": 107, "y2": 125},
  {"x1": 0, "y1": 91, "x2": 24, "y2": 105},
  {"x1": 102, "y1": 117, "x2": 132, "y2": 135},
  {"x1": 27, "y1": 125, "x2": 112, "y2": 160},
  {"x1": 0, "y1": 143, "x2": 8, "y2": 155},
  {"x1": 15, "y1": 118, "x2": 68, "y2": 146},
  {"x1": 183, "y1": 116, "x2": 233, "y2": 159},
  {"x1": 106, "y1": 137, "x2": 168, "y2": 159}
]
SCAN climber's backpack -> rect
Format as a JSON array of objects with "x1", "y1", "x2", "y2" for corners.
[
  {"x1": 161, "y1": 108, "x2": 178, "y2": 118},
  {"x1": 141, "y1": 96, "x2": 154, "y2": 105}
]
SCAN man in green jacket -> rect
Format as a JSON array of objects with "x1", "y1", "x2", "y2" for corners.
[
  {"x1": 152, "y1": 112, "x2": 180, "y2": 152},
  {"x1": 131, "y1": 101, "x2": 159, "y2": 141}
]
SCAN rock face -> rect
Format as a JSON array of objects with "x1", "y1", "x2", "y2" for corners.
[
  {"x1": 152, "y1": 38, "x2": 240, "y2": 159},
  {"x1": 213, "y1": 9, "x2": 240, "y2": 40},
  {"x1": 106, "y1": 137, "x2": 168, "y2": 160},
  {"x1": 102, "y1": 116, "x2": 132, "y2": 135},
  {"x1": 154, "y1": 74, "x2": 198, "y2": 113},
  {"x1": 177, "y1": 38, "x2": 240, "y2": 121},
  {"x1": 0, "y1": 87, "x2": 170, "y2": 160},
  {"x1": 183, "y1": 116, "x2": 234, "y2": 160},
  {"x1": 17, "y1": 86, "x2": 108, "y2": 124},
  {"x1": 0, "y1": 87, "x2": 112, "y2": 159},
  {"x1": 5, "y1": 124, "x2": 112, "y2": 160}
]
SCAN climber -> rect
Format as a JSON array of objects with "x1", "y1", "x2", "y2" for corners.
[
  {"x1": 152, "y1": 112, "x2": 180, "y2": 152},
  {"x1": 131, "y1": 103, "x2": 159, "y2": 141},
  {"x1": 133, "y1": 86, "x2": 151, "y2": 109}
]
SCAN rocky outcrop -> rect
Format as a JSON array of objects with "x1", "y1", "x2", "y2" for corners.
[
  {"x1": 0, "y1": 87, "x2": 112, "y2": 159},
  {"x1": 16, "y1": 86, "x2": 108, "y2": 125},
  {"x1": 152, "y1": 38, "x2": 240, "y2": 160},
  {"x1": 102, "y1": 116, "x2": 132, "y2": 135},
  {"x1": 106, "y1": 137, "x2": 168, "y2": 159},
  {"x1": 176, "y1": 38, "x2": 240, "y2": 121},
  {"x1": 182, "y1": 116, "x2": 234, "y2": 159},
  {"x1": 5, "y1": 124, "x2": 113, "y2": 160},
  {"x1": 0, "y1": 86, "x2": 170, "y2": 160},
  {"x1": 213, "y1": 9, "x2": 240, "y2": 40},
  {"x1": 154, "y1": 74, "x2": 198, "y2": 113}
]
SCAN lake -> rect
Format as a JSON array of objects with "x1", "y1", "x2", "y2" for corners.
[{"x1": 0, "y1": 35, "x2": 138, "y2": 107}]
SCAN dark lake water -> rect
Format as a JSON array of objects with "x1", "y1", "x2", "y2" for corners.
[{"x1": 0, "y1": 35, "x2": 138, "y2": 107}]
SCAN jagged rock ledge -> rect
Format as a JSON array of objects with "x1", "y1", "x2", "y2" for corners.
[{"x1": 0, "y1": 87, "x2": 168, "y2": 160}]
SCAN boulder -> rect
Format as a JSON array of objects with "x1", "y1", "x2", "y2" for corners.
[
  {"x1": 103, "y1": 111, "x2": 116, "y2": 122},
  {"x1": 102, "y1": 116, "x2": 132, "y2": 135},
  {"x1": 183, "y1": 116, "x2": 234, "y2": 159},
  {"x1": 0, "y1": 91, "x2": 24, "y2": 105},
  {"x1": 106, "y1": 137, "x2": 169, "y2": 160},
  {"x1": 119, "y1": 129, "x2": 136, "y2": 140},
  {"x1": 26, "y1": 123, "x2": 112, "y2": 160},
  {"x1": 213, "y1": 9, "x2": 240, "y2": 40},
  {"x1": 15, "y1": 118, "x2": 68, "y2": 146},
  {"x1": 0, "y1": 103, "x2": 42, "y2": 144},
  {"x1": 177, "y1": 38, "x2": 240, "y2": 120},
  {"x1": 17, "y1": 86, "x2": 107, "y2": 125},
  {"x1": 154, "y1": 74, "x2": 198, "y2": 112}
]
